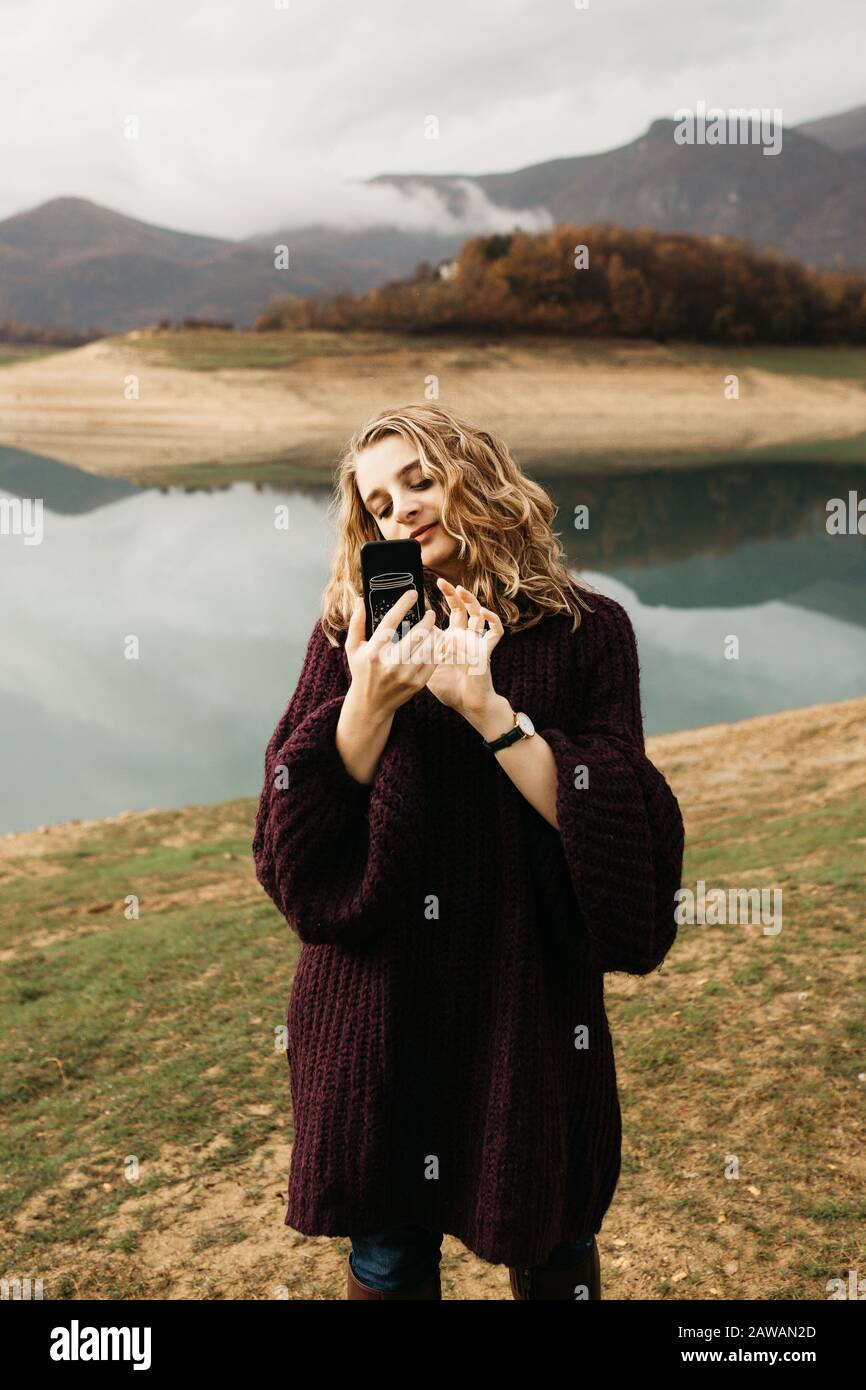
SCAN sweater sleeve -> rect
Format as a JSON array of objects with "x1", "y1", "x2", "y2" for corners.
[
  {"x1": 251, "y1": 619, "x2": 426, "y2": 947},
  {"x1": 537, "y1": 598, "x2": 685, "y2": 976}
]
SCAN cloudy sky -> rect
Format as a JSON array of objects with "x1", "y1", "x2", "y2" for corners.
[{"x1": 0, "y1": 0, "x2": 863, "y2": 240}]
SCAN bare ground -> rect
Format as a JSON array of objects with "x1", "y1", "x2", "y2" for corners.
[
  {"x1": 1, "y1": 335, "x2": 865, "y2": 479},
  {"x1": 2, "y1": 695, "x2": 864, "y2": 1299}
]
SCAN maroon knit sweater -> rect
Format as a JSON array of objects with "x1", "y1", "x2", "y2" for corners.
[{"x1": 252, "y1": 586, "x2": 685, "y2": 1268}]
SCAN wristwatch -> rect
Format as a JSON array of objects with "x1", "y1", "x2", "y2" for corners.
[{"x1": 482, "y1": 709, "x2": 535, "y2": 753}]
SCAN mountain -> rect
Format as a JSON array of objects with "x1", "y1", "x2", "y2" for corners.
[
  {"x1": 1, "y1": 103, "x2": 865, "y2": 333},
  {"x1": 369, "y1": 118, "x2": 866, "y2": 273},
  {"x1": 0, "y1": 197, "x2": 465, "y2": 332},
  {"x1": 795, "y1": 103, "x2": 866, "y2": 153}
]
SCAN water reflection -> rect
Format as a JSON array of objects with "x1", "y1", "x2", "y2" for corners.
[
  {"x1": 547, "y1": 463, "x2": 866, "y2": 624},
  {"x1": 1, "y1": 447, "x2": 864, "y2": 834}
]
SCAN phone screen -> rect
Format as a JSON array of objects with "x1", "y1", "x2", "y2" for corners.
[{"x1": 360, "y1": 539, "x2": 426, "y2": 640}]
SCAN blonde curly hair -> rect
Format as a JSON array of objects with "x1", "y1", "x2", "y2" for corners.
[{"x1": 319, "y1": 401, "x2": 599, "y2": 646}]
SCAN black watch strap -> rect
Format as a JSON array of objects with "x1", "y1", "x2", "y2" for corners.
[{"x1": 483, "y1": 721, "x2": 524, "y2": 754}]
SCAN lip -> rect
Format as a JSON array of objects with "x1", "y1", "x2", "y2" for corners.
[{"x1": 410, "y1": 521, "x2": 437, "y2": 542}]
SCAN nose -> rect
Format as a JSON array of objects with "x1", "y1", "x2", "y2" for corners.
[{"x1": 394, "y1": 493, "x2": 421, "y2": 528}]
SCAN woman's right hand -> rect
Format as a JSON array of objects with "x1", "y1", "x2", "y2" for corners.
[{"x1": 343, "y1": 588, "x2": 437, "y2": 722}]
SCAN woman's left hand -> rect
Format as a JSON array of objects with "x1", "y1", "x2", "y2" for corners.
[{"x1": 425, "y1": 579, "x2": 506, "y2": 720}]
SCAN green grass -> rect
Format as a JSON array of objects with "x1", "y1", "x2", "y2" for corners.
[
  {"x1": 126, "y1": 329, "x2": 866, "y2": 381},
  {"x1": 130, "y1": 328, "x2": 465, "y2": 371},
  {"x1": 0, "y1": 798, "x2": 295, "y2": 1265},
  {"x1": 0, "y1": 343, "x2": 73, "y2": 367},
  {"x1": 662, "y1": 343, "x2": 866, "y2": 382},
  {"x1": 0, "y1": 770, "x2": 863, "y2": 1298}
]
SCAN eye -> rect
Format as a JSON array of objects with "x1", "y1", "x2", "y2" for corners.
[{"x1": 377, "y1": 478, "x2": 432, "y2": 520}]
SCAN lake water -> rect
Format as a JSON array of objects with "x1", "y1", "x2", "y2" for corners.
[{"x1": 1, "y1": 447, "x2": 864, "y2": 835}]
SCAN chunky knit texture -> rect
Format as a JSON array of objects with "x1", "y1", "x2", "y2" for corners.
[{"x1": 252, "y1": 586, "x2": 685, "y2": 1268}]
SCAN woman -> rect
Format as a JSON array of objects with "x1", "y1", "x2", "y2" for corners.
[{"x1": 252, "y1": 402, "x2": 685, "y2": 1300}]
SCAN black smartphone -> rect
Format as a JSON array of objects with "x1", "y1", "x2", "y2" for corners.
[{"x1": 360, "y1": 539, "x2": 426, "y2": 641}]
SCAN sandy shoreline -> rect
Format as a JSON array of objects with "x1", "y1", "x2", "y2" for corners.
[{"x1": 1, "y1": 334, "x2": 865, "y2": 481}]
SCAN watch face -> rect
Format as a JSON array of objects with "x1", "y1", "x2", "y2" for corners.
[{"x1": 516, "y1": 711, "x2": 535, "y2": 737}]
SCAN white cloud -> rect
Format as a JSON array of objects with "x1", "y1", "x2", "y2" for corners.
[{"x1": 0, "y1": 0, "x2": 863, "y2": 238}]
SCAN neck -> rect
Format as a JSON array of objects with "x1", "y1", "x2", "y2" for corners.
[{"x1": 429, "y1": 559, "x2": 464, "y2": 588}]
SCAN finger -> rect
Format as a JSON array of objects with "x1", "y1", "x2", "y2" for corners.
[
  {"x1": 371, "y1": 587, "x2": 420, "y2": 650},
  {"x1": 405, "y1": 610, "x2": 438, "y2": 666},
  {"x1": 345, "y1": 594, "x2": 367, "y2": 652},
  {"x1": 456, "y1": 584, "x2": 487, "y2": 633},
  {"x1": 476, "y1": 605, "x2": 504, "y2": 652},
  {"x1": 401, "y1": 605, "x2": 438, "y2": 660},
  {"x1": 396, "y1": 607, "x2": 436, "y2": 663},
  {"x1": 438, "y1": 577, "x2": 468, "y2": 629},
  {"x1": 474, "y1": 606, "x2": 502, "y2": 635},
  {"x1": 424, "y1": 622, "x2": 446, "y2": 666},
  {"x1": 384, "y1": 608, "x2": 436, "y2": 668},
  {"x1": 477, "y1": 604, "x2": 502, "y2": 631},
  {"x1": 412, "y1": 617, "x2": 442, "y2": 677}
]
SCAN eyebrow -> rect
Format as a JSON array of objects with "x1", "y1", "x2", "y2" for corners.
[{"x1": 362, "y1": 458, "x2": 421, "y2": 510}]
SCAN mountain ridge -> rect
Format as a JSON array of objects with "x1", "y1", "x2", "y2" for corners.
[{"x1": 1, "y1": 103, "x2": 864, "y2": 331}]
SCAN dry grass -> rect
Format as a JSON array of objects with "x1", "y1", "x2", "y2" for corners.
[{"x1": 1, "y1": 697, "x2": 864, "y2": 1299}]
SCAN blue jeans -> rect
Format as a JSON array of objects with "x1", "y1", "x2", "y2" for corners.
[{"x1": 349, "y1": 1221, "x2": 595, "y2": 1292}]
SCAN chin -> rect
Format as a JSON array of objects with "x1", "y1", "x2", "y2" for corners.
[
  {"x1": 425, "y1": 532, "x2": 456, "y2": 561},
  {"x1": 420, "y1": 537, "x2": 443, "y2": 564}
]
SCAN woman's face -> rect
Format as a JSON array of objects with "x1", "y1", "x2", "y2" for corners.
[{"x1": 354, "y1": 434, "x2": 463, "y2": 583}]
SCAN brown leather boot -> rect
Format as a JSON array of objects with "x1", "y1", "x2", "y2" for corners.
[
  {"x1": 508, "y1": 1236, "x2": 601, "y2": 1300},
  {"x1": 346, "y1": 1251, "x2": 442, "y2": 1300}
]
